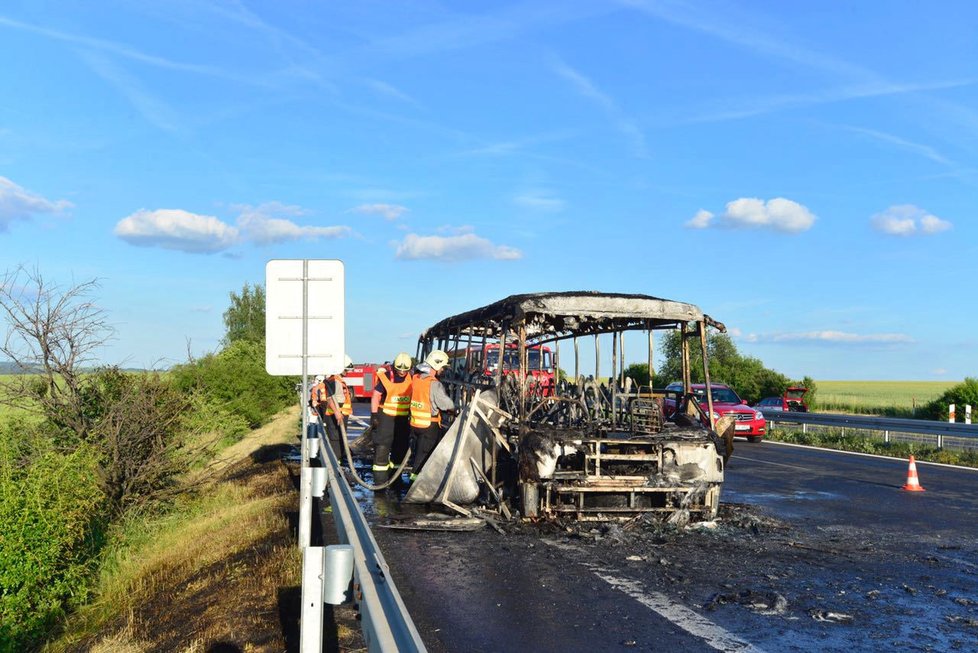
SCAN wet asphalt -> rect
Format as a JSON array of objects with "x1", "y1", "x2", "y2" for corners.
[{"x1": 340, "y1": 407, "x2": 978, "y2": 652}]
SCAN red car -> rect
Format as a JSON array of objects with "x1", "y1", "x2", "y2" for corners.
[{"x1": 664, "y1": 382, "x2": 767, "y2": 443}]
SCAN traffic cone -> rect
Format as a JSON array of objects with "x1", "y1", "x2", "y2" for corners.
[{"x1": 901, "y1": 456, "x2": 926, "y2": 492}]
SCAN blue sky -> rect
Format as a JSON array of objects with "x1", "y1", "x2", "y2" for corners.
[{"x1": 2, "y1": 0, "x2": 976, "y2": 380}]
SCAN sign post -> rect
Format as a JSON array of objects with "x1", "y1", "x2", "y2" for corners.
[{"x1": 265, "y1": 259, "x2": 345, "y2": 653}]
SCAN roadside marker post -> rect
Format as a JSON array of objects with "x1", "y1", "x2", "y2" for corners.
[
  {"x1": 949, "y1": 403, "x2": 956, "y2": 423},
  {"x1": 966, "y1": 405, "x2": 972, "y2": 425}
]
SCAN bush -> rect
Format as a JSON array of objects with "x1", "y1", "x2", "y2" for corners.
[
  {"x1": 170, "y1": 340, "x2": 296, "y2": 429},
  {"x1": 623, "y1": 363, "x2": 652, "y2": 386},
  {"x1": 182, "y1": 392, "x2": 252, "y2": 449},
  {"x1": 0, "y1": 420, "x2": 107, "y2": 651},
  {"x1": 923, "y1": 377, "x2": 978, "y2": 422}
]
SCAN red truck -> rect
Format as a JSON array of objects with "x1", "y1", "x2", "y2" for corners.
[
  {"x1": 449, "y1": 343, "x2": 555, "y2": 396},
  {"x1": 342, "y1": 363, "x2": 380, "y2": 400}
]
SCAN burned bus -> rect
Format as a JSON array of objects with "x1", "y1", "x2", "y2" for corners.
[{"x1": 404, "y1": 291, "x2": 733, "y2": 523}]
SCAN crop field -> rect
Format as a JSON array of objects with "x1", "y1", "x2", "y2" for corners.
[{"x1": 815, "y1": 380, "x2": 957, "y2": 416}]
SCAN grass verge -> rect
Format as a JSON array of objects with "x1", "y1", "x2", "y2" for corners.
[
  {"x1": 766, "y1": 427, "x2": 978, "y2": 468},
  {"x1": 44, "y1": 407, "x2": 303, "y2": 653}
]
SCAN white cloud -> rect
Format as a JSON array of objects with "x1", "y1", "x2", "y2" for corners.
[
  {"x1": 395, "y1": 231, "x2": 522, "y2": 262},
  {"x1": 115, "y1": 203, "x2": 351, "y2": 253},
  {"x1": 871, "y1": 205, "x2": 952, "y2": 236},
  {"x1": 760, "y1": 331, "x2": 914, "y2": 344},
  {"x1": 0, "y1": 176, "x2": 72, "y2": 232},
  {"x1": 550, "y1": 56, "x2": 648, "y2": 158},
  {"x1": 685, "y1": 209, "x2": 714, "y2": 229},
  {"x1": 687, "y1": 197, "x2": 815, "y2": 233},
  {"x1": 114, "y1": 209, "x2": 240, "y2": 253},
  {"x1": 514, "y1": 191, "x2": 566, "y2": 212},
  {"x1": 920, "y1": 214, "x2": 953, "y2": 234},
  {"x1": 351, "y1": 203, "x2": 409, "y2": 220},
  {"x1": 237, "y1": 202, "x2": 350, "y2": 244}
]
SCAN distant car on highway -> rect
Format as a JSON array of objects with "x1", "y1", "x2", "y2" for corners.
[
  {"x1": 754, "y1": 387, "x2": 809, "y2": 413},
  {"x1": 663, "y1": 382, "x2": 767, "y2": 443}
]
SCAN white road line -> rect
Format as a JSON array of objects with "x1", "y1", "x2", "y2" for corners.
[
  {"x1": 732, "y1": 455, "x2": 811, "y2": 472},
  {"x1": 545, "y1": 540, "x2": 765, "y2": 652},
  {"x1": 761, "y1": 440, "x2": 978, "y2": 471}
]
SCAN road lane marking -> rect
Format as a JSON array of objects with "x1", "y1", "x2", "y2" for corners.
[
  {"x1": 732, "y1": 455, "x2": 812, "y2": 471},
  {"x1": 545, "y1": 540, "x2": 765, "y2": 652}
]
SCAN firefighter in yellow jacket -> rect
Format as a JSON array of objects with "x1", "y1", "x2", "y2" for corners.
[
  {"x1": 370, "y1": 352, "x2": 413, "y2": 486},
  {"x1": 322, "y1": 356, "x2": 355, "y2": 457},
  {"x1": 409, "y1": 350, "x2": 455, "y2": 479}
]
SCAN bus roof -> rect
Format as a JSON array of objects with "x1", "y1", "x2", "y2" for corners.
[{"x1": 420, "y1": 291, "x2": 723, "y2": 342}]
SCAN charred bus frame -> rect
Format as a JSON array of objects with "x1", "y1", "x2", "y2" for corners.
[{"x1": 415, "y1": 291, "x2": 730, "y2": 521}]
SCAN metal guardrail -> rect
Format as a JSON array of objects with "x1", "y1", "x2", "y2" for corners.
[
  {"x1": 296, "y1": 412, "x2": 427, "y2": 653},
  {"x1": 766, "y1": 411, "x2": 978, "y2": 448}
]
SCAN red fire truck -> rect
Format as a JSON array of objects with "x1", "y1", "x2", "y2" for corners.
[
  {"x1": 342, "y1": 363, "x2": 381, "y2": 400},
  {"x1": 450, "y1": 343, "x2": 555, "y2": 395}
]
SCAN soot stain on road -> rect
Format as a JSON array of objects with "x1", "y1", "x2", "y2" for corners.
[{"x1": 371, "y1": 498, "x2": 978, "y2": 652}]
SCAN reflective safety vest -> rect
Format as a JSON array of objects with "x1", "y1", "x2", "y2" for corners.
[
  {"x1": 409, "y1": 374, "x2": 441, "y2": 429},
  {"x1": 378, "y1": 369, "x2": 412, "y2": 417},
  {"x1": 310, "y1": 382, "x2": 327, "y2": 408},
  {"x1": 325, "y1": 375, "x2": 353, "y2": 417}
]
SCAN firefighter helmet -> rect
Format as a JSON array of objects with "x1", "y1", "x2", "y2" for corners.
[
  {"x1": 425, "y1": 350, "x2": 450, "y2": 371},
  {"x1": 393, "y1": 352, "x2": 413, "y2": 371}
]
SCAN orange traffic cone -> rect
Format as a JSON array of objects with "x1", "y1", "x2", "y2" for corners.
[{"x1": 902, "y1": 456, "x2": 926, "y2": 492}]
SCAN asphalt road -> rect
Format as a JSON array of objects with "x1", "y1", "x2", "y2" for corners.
[
  {"x1": 724, "y1": 441, "x2": 978, "y2": 547},
  {"x1": 346, "y1": 409, "x2": 978, "y2": 652}
]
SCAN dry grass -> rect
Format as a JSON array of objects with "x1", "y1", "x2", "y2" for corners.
[{"x1": 45, "y1": 407, "x2": 303, "y2": 653}]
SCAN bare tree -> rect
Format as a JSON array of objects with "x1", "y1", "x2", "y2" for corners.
[
  {"x1": 0, "y1": 267, "x2": 212, "y2": 512},
  {"x1": 0, "y1": 265, "x2": 113, "y2": 438}
]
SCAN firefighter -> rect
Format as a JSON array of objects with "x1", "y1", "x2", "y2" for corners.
[
  {"x1": 370, "y1": 352, "x2": 413, "y2": 486},
  {"x1": 409, "y1": 349, "x2": 455, "y2": 479},
  {"x1": 310, "y1": 374, "x2": 327, "y2": 421},
  {"x1": 323, "y1": 356, "x2": 355, "y2": 457}
]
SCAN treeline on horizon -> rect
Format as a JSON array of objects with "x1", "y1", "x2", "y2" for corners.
[{"x1": 0, "y1": 270, "x2": 292, "y2": 652}]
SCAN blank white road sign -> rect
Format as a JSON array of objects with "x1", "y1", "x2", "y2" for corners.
[{"x1": 265, "y1": 259, "x2": 345, "y2": 376}]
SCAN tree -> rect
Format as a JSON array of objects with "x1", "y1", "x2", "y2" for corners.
[
  {"x1": 656, "y1": 326, "x2": 791, "y2": 403},
  {"x1": 222, "y1": 283, "x2": 265, "y2": 346},
  {"x1": 0, "y1": 266, "x2": 112, "y2": 439},
  {"x1": 0, "y1": 267, "x2": 194, "y2": 514},
  {"x1": 800, "y1": 376, "x2": 818, "y2": 410},
  {"x1": 623, "y1": 363, "x2": 652, "y2": 386}
]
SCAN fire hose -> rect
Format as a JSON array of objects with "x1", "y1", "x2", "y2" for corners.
[{"x1": 334, "y1": 416, "x2": 413, "y2": 491}]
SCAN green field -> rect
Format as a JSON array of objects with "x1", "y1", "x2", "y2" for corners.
[{"x1": 815, "y1": 380, "x2": 957, "y2": 416}]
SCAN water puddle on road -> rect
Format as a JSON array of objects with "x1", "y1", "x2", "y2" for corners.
[{"x1": 725, "y1": 489, "x2": 842, "y2": 503}]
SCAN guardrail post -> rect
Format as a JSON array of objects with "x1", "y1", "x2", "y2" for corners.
[
  {"x1": 299, "y1": 466, "x2": 313, "y2": 549},
  {"x1": 300, "y1": 546, "x2": 325, "y2": 653},
  {"x1": 324, "y1": 544, "x2": 354, "y2": 605},
  {"x1": 312, "y1": 466, "x2": 328, "y2": 498}
]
